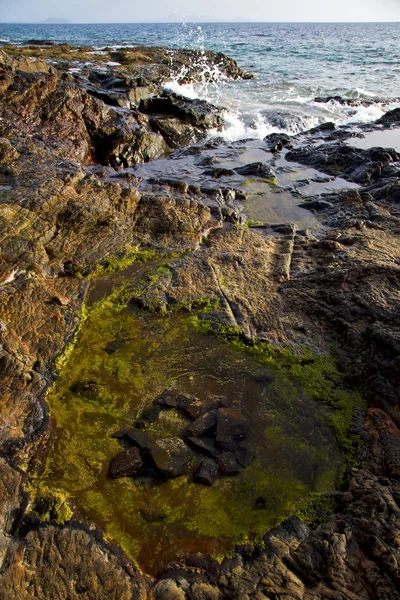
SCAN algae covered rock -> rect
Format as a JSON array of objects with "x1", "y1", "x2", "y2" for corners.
[{"x1": 146, "y1": 437, "x2": 193, "y2": 479}]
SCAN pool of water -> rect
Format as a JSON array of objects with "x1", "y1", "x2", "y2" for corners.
[
  {"x1": 39, "y1": 271, "x2": 343, "y2": 575},
  {"x1": 349, "y1": 127, "x2": 400, "y2": 152}
]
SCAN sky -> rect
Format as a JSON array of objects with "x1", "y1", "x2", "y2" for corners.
[{"x1": 1, "y1": 0, "x2": 400, "y2": 23}]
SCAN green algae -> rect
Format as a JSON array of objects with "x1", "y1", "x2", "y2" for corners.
[
  {"x1": 36, "y1": 285, "x2": 344, "y2": 575},
  {"x1": 188, "y1": 316, "x2": 365, "y2": 462}
]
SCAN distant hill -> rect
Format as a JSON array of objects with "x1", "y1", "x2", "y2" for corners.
[{"x1": 41, "y1": 18, "x2": 70, "y2": 24}]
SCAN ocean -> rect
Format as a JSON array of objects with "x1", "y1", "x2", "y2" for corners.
[{"x1": 1, "y1": 21, "x2": 400, "y2": 140}]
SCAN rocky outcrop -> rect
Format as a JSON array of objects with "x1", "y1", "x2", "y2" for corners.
[{"x1": 0, "y1": 46, "x2": 399, "y2": 600}]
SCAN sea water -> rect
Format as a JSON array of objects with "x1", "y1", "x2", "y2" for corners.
[{"x1": 1, "y1": 21, "x2": 400, "y2": 140}]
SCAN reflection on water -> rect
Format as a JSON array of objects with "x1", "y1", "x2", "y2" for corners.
[
  {"x1": 349, "y1": 127, "x2": 400, "y2": 152},
  {"x1": 42, "y1": 274, "x2": 343, "y2": 575}
]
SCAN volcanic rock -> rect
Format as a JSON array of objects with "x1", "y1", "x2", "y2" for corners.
[
  {"x1": 235, "y1": 162, "x2": 275, "y2": 179},
  {"x1": 216, "y1": 407, "x2": 249, "y2": 442},
  {"x1": 108, "y1": 447, "x2": 143, "y2": 479},
  {"x1": 146, "y1": 437, "x2": 193, "y2": 479},
  {"x1": 194, "y1": 459, "x2": 219, "y2": 486},
  {"x1": 217, "y1": 451, "x2": 240, "y2": 475},
  {"x1": 184, "y1": 410, "x2": 217, "y2": 438}
]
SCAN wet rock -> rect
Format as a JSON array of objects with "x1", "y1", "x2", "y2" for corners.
[
  {"x1": 136, "y1": 404, "x2": 161, "y2": 428},
  {"x1": 104, "y1": 340, "x2": 121, "y2": 354},
  {"x1": 154, "y1": 389, "x2": 177, "y2": 408},
  {"x1": 125, "y1": 428, "x2": 153, "y2": 451},
  {"x1": 185, "y1": 410, "x2": 217, "y2": 438},
  {"x1": 108, "y1": 447, "x2": 143, "y2": 478},
  {"x1": 286, "y1": 142, "x2": 399, "y2": 183},
  {"x1": 139, "y1": 92, "x2": 224, "y2": 132},
  {"x1": 204, "y1": 167, "x2": 236, "y2": 179},
  {"x1": 234, "y1": 445, "x2": 253, "y2": 467},
  {"x1": 235, "y1": 162, "x2": 275, "y2": 179},
  {"x1": 187, "y1": 437, "x2": 218, "y2": 458},
  {"x1": 299, "y1": 199, "x2": 334, "y2": 211},
  {"x1": 146, "y1": 437, "x2": 193, "y2": 479},
  {"x1": 176, "y1": 394, "x2": 203, "y2": 419},
  {"x1": 194, "y1": 459, "x2": 219, "y2": 486},
  {"x1": 216, "y1": 408, "x2": 249, "y2": 442},
  {"x1": 264, "y1": 132, "x2": 293, "y2": 152},
  {"x1": 377, "y1": 107, "x2": 400, "y2": 125},
  {"x1": 217, "y1": 452, "x2": 240, "y2": 476}
]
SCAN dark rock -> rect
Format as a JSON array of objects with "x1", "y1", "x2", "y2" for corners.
[
  {"x1": 377, "y1": 107, "x2": 400, "y2": 125},
  {"x1": 146, "y1": 437, "x2": 193, "y2": 479},
  {"x1": 286, "y1": 142, "x2": 399, "y2": 184},
  {"x1": 187, "y1": 437, "x2": 218, "y2": 457},
  {"x1": 307, "y1": 122, "x2": 336, "y2": 134},
  {"x1": 185, "y1": 410, "x2": 217, "y2": 438},
  {"x1": 264, "y1": 133, "x2": 293, "y2": 152},
  {"x1": 136, "y1": 404, "x2": 161, "y2": 428},
  {"x1": 204, "y1": 167, "x2": 236, "y2": 179},
  {"x1": 299, "y1": 199, "x2": 334, "y2": 211},
  {"x1": 154, "y1": 389, "x2": 177, "y2": 408},
  {"x1": 104, "y1": 340, "x2": 121, "y2": 355},
  {"x1": 139, "y1": 91, "x2": 224, "y2": 131},
  {"x1": 108, "y1": 447, "x2": 143, "y2": 478},
  {"x1": 194, "y1": 459, "x2": 219, "y2": 486},
  {"x1": 176, "y1": 394, "x2": 202, "y2": 419},
  {"x1": 215, "y1": 434, "x2": 238, "y2": 452},
  {"x1": 217, "y1": 451, "x2": 240, "y2": 475},
  {"x1": 314, "y1": 96, "x2": 376, "y2": 107},
  {"x1": 235, "y1": 162, "x2": 275, "y2": 179},
  {"x1": 234, "y1": 445, "x2": 253, "y2": 467},
  {"x1": 216, "y1": 407, "x2": 249, "y2": 441},
  {"x1": 125, "y1": 428, "x2": 153, "y2": 451}
]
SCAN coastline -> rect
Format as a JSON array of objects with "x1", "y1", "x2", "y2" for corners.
[{"x1": 0, "y1": 41, "x2": 399, "y2": 599}]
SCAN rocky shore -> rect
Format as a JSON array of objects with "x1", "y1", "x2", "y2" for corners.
[{"x1": 0, "y1": 43, "x2": 399, "y2": 599}]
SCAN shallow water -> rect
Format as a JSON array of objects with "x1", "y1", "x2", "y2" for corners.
[
  {"x1": 132, "y1": 138, "x2": 359, "y2": 228},
  {"x1": 349, "y1": 127, "x2": 400, "y2": 152},
  {"x1": 40, "y1": 272, "x2": 343, "y2": 575}
]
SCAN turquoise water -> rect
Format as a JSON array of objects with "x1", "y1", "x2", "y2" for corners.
[{"x1": 1, "y1": 22, "x2": 400, "y2": 138}]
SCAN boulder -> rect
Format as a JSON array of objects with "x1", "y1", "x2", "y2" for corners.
[
  {"x1": 217, "y1": 451, "x2": 240, "y2": 476},
  {"x1": 187, "y1": 437, "x2": 218, "y2": 458},
  {"x1": 146, "y1": 437, "x2": 193, "y2": 479},
  {"x1": 108, "y1": 447, "x2": 143, "y2": 479},
  {"x1": 235, "y1": 445, "x2": 254, "y2": 467},
  {"x1": 185, "y1": 410, "x2": 217, "y2": 438},
  {"x1": 377, "y1": 107, "x2": 400, "y2": 125},
  {"x1": 154, "y1": 389, "x2": 177, "y2": 408},
  {"x1": 235, "y1": 162, "x2": 275, "y2": 179},
  {"x1": 139, "y1": 91, "x2": 224, "y2": 131},
  {"x1": 194, "y1": 459, "x2": 219, "y2": 486},
  {"x1": 216, "y1": 407, "x2": 249, "y2": 442},
  {"x1": 125, "y1": 428, "x2": 153, "y2": 451}
]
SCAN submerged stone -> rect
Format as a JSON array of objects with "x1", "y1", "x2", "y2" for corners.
[{"x1": 216, "y1": 407, "x2": 249, "y2": 442}]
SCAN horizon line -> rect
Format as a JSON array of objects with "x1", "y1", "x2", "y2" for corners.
[{"x1": 1, "y1": 20, "x2": 400, "y2": 25}]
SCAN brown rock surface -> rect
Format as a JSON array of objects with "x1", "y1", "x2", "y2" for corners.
[{"x1": 0, "y1": 45, "x2": 399, "y2": 600}]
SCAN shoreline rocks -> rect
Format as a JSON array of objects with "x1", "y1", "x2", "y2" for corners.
[
  {"x1": 0, "y1": 41, "x2": 399, "y2": 600},
  {"x1": 109, "y1": 391, "x2": 251, "y2": 485}
]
